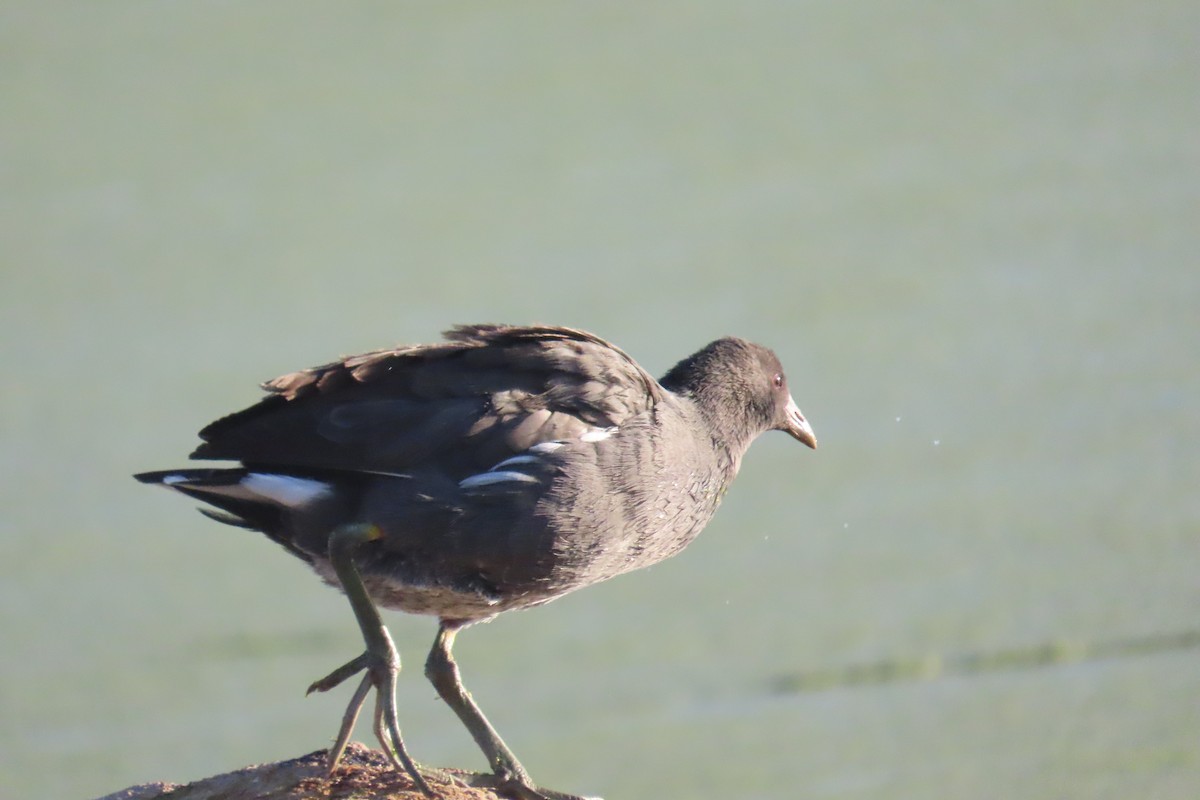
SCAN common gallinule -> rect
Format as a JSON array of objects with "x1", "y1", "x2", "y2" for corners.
[{"x1": 136, "y1": 324, "x2": 816, "y2": 800}]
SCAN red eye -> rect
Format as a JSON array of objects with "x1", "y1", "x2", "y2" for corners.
[{"x1": 772, "y1": 373, "x2": 784, "y2": 389}]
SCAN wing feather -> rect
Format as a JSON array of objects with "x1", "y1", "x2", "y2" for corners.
[{"x1": 191, "y1": 325, "x2": 663, "y2": 479}]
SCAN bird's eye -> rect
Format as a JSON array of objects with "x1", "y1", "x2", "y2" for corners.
[{"x1": 772, "y1": 373, "x2": 784, "y2": 389}]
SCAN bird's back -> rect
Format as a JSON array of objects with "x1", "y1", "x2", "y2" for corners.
[{"x1": 191, "y1": 324, "x2": 663, "y2": 478}]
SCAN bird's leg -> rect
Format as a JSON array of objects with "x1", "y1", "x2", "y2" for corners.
[
  {"x1": 425, "y1": 622, "x2": 531, "y2": 786},
  {"x1": 425, "y1": 623, "x2": 595, "y2": 800},
  {"x1": 306, "y1": 523, "x2": 434, "y2": 798}
]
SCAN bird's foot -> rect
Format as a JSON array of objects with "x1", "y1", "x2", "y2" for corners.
[
  {"x1": 440, "y1": 767, "x2": 601, "y2": 800},
  {"x1": 307, "y1": 639, "x2": 435, "y2": 798}
]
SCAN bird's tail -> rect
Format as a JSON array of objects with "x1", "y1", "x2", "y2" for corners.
[{"x1": 134, "y1": 468, "x2": 324, "y2": 560}]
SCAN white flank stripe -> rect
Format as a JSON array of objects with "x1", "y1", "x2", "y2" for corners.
[
  {"x1": 492, "y1": 454, "x2": 539, "y2": 469},
  {"x1": 529, "y1": 441, "x2": 565, "y2": 454},
  {"x1": 242, "y1": 473, "x2": 332, "y2": 507},
  {"x1": 580, "y1": 427, "x2": 616, "y2": 443},
  {"x1": 162, "y1": 474, "x2": 188, "y2": 485},
  {"x1": 459, "y1": 471, "x2": 541, "y2": 490}
]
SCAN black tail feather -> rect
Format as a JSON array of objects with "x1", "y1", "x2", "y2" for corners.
[{"x1": 134, "y1": 467, "x2": 309, "y2": 561}]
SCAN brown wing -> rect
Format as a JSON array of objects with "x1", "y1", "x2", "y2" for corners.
[{"x1": 191, "y1": 325, "x2": 664, "y2": 479}]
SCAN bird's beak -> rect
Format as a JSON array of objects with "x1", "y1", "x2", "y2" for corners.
[{"x1": 781, "y1": 395, "x2": 817, "y2": 449}]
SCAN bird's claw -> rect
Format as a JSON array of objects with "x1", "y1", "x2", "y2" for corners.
[
  {"x1": 444, "y1": 768, "x2": 600, "y2": 800},
  {"x1": 311, "y1": 647, "x2": 435, "y2": 798},
  {"x1": 307, "y1": 652, "x2": 371, "y2": 695}
]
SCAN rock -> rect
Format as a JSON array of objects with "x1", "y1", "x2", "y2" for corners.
[{"x1": 93, "y1": 743, "x2": 505, "y2": 800}]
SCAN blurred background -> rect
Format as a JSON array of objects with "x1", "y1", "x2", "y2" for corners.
[{"x1": 2, "y1": 3, "x2": 1197, "y2": 799}]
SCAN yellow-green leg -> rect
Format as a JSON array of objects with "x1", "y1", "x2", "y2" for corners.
[
  {"x1": 306, "y1": 523, "x2": 434, "y2": 798},
  {"x1": 425, "y1": 622, "x2": 597, "y2": 800}
]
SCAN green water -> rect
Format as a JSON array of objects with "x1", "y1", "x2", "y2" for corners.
[{"x1": 2, "y1": 3, "x2": 1197, "y2": 799}]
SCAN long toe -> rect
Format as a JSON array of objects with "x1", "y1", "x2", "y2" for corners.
[
  {"x1": 449, "y1": 770, "x2": 600, "y2": 800},
  {"x1": 497, "y1": 781, "x2": 595, "y2": 800},
  {"x1": 309, "y1": 648, "x2": 432, "y2": 796},
  {"x1": 308, "y1": 652, "x2": 372, "y2": 696}
]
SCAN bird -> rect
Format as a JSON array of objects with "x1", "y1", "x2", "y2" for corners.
[{"x1": 135, "y1": 324, "x2": 816, "y2": 800}]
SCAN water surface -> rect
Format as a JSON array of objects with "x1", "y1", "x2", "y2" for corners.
[{"x1": 2, "y1": 4, "x2": 1197, "y2": 798}]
